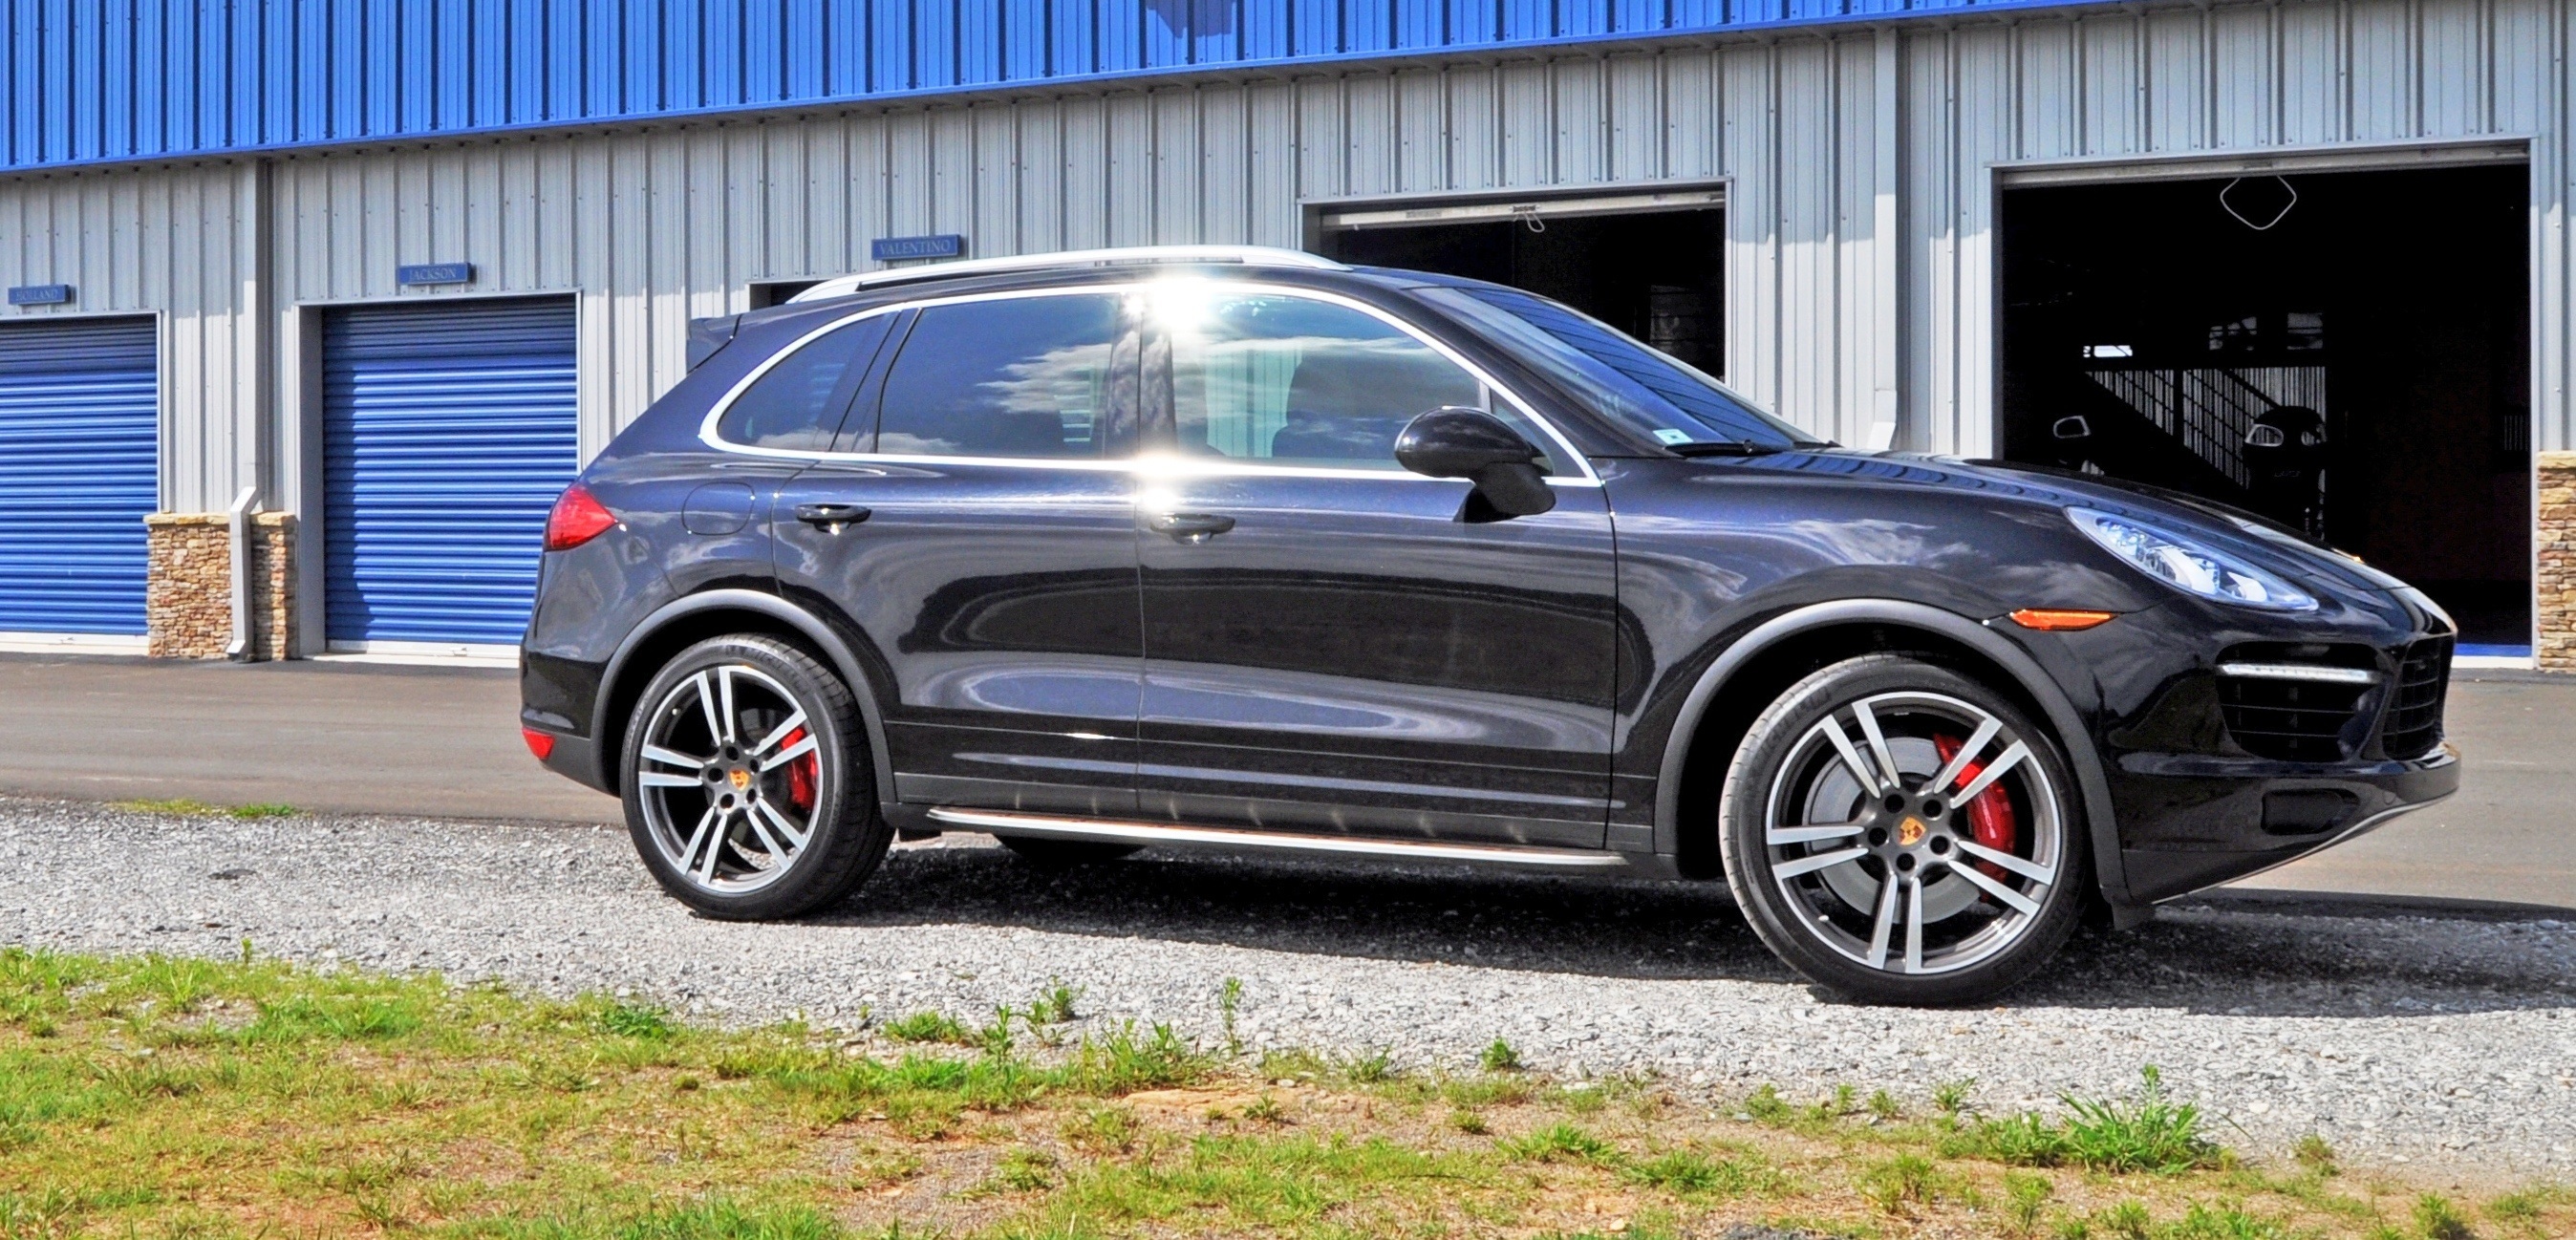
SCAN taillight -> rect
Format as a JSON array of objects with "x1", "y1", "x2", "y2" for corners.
[
  {"x1": 521, "y1": 727, "x2": 557, "y2": 760},
  {"x1": 544, "y1": 483, "x2": 617, "y2": 551}
]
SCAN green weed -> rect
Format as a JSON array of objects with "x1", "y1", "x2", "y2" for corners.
[
  {"x1": 1858, "y1": 1152, "x2": 1957, "y2": 1212},
  {"x1": 880, "y1": 1010, "x2": 973, "y2": 1045},
  {"x1": 1501, "y1": 1122, "x2": 1618, "y2": 1165},
  {"x1": 2411, "y1": 1193, "x2": 2473, "y2": 1240},
  {"x1": 1621, "y1": 1147, "x2": 1767, "y2": 1198},
  {"x1": 592, "y1": 1000, "x2": 678, "y2": 1041},
  {"x1": 1957, "y1": 1067, "x2": 2222, "y2": 1174}
]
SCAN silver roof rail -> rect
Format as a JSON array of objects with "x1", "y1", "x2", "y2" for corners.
[{"x1": 785, "y1": 245, "x2": 1347, "y2": 304}]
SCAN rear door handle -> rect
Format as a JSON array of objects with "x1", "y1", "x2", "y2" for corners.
[
  {"x1": 793, "y1": 502, "x2": 871, "y2": 529},
  {"x1": 1148, "y1": 512, "x2": 1236, "y2": 543}
]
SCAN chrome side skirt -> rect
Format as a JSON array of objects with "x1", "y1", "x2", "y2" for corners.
[{"x1": 923, "y1": 806, "x2": 1634, "y2": 869}]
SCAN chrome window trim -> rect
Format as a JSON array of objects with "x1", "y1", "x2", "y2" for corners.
[{"x1": 697, "y1": 279, "x2": 1602, "y2": 485}]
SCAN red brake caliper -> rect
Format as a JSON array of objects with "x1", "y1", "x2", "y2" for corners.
[
  {"x1": 1932, "y1": 734, "x2": 2017, "y2": 884},
  {"x1": 780, "y1": 727, "x2": 818, "y2": 811}
]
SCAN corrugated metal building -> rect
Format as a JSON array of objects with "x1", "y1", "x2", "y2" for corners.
[{"x1": 0, "y1": 0, "x2": 2565, "y2": 664}]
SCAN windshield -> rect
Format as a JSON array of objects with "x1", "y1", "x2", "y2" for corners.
[{"x1": 1418, "y1": 285, "x2": 1829, "y2": 452}]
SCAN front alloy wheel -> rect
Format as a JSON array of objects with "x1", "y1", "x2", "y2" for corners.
[
  {"x1": 621, "y1": 635, "x2": 888, "y2": 919},
  {"x1": 1720, "y1": 654, "x2": 2087, "y2": 1004}
]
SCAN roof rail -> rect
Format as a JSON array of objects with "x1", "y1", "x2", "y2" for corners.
[{"x1": 785, "y1": 245, "x2": 1347, "y2": 304}]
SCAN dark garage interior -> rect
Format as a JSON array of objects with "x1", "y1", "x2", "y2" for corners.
[
  {"x1": 1999, "y1": 164, "x2": 2532, "y2": 652},
  {"x1": 1320, "y1": 205, "x2": 1728, "y2": 376}
]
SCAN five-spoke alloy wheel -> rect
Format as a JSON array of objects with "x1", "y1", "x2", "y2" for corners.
[
  {"x1": 621, "y1": 635, "x2": 890, "y2": 919},
  {"x1": 1720, "y1": 654, "x2": 2088, "y2": 1004}
]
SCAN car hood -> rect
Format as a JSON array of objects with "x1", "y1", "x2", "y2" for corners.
[{"x1": 1721, "y1": 448, "x2": 2420, "y2": 604}]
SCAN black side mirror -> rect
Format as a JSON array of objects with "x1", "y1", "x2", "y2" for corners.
[
  {"x1": 1394, "y1": 408, "x2": 1557, "y2": 520},
  {"x1": 2051, "y1": 416, "x2": 2093, "y2": 440}
]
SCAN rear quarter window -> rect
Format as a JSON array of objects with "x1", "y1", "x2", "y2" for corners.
[{"x1": 715, "y1": 315, "x2": 892, "y2": 451}]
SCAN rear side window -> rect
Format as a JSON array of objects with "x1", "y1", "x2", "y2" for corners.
[
  {"x1": 871, "y1": 293, "x2": 1127, "y2": 459},
  {"x1": 716, "y1": 315, "x2": 891, "y2": 451}
]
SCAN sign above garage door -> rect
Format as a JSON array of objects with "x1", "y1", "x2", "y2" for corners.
[{"x1": 322, "y1": 299, "x2": 577, "y2": 652}]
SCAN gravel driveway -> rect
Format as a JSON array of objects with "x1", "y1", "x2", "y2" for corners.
[{"x1": 4, "y1": 797, "x2": 2569, "y2": 1176}]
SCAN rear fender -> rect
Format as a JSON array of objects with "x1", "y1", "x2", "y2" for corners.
[{"x1": 594, "y1": 588, "x2": 898, "y2": 811}]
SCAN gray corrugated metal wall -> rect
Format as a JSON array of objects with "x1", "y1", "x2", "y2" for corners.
[
  {"x1": 0, "y1": 0, "x2": 2565, "y2": 547},
  {"x1": 0, "y1": 161, "x2": 267, "y2": 514}
]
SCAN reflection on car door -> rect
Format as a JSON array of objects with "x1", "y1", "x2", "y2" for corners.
[
  {"x1": 1130, "y1": 285, "x2": 1620, "y2": 847},
  {"x1": 770, "y1": 289, "x2": 1145, "y2": 815}
]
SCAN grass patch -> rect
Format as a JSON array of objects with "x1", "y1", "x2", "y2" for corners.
[
  {"x1": 1953, "y1": 1066, "x2": 2223, "y2": 1174},
  {"x1": 0, "y1": 946, "x2": 2546, "y2": 1239},
  {"x1": 1501, "y1": 1122, "x2": 1619, "y2": 1165},
  {"x1": 108, "y1": 798, "x2": 299, "y2": 819},
  {"x1": 879, "y1": 1009, "x2": 973, "y2": 1045}
]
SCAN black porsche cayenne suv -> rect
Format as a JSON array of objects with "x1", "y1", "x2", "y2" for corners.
[{"x1": 520, "y1": 245, "x2": 2458, "y2": 1004}]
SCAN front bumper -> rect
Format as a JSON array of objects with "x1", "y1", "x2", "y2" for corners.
[{"x1": 2111, "y1": 742, "x2": 2460, "y2": 904}]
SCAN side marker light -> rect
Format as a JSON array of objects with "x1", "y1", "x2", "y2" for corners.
[{"x1": 2007, "y1": 609, "x2": 2118, "y2": 631}]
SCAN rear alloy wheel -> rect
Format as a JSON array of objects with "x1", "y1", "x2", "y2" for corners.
[
  {"x1": 621, "y1": 635, "x2": 889, "y2": 919},
  {"x1": 1719, "y1": 654, "x2": 2088, "y2": 1005}
]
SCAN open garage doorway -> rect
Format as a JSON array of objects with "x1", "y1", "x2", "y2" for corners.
[
  {"x1": 1998, "y1": 162, "x2": 2532, "y2": 655},
  {"x1": 1313, "y1": 188, "x2": 1727, "y2": 375}
]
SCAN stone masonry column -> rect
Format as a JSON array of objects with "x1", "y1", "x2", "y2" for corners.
[
  {"x1": 2540, "y1": 453, "x2": 2576, "y2": 673},
  {"x1": 143, "y1": 512, "x2": 296, "y2": 659}
]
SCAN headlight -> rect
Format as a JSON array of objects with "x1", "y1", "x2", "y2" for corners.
[{"x1": 2068, "y1": 507, "x2": 2317, "y2": 611}]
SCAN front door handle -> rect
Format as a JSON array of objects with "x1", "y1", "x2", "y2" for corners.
[
  {"x1": 793, "y1": 502, "x2": 871, "y2": 530},
  {"x1": 1148, "y1": 512, "x2": 1236, "y2": 543}
]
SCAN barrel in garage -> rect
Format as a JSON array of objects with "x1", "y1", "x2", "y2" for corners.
[
  {"x1": 322, "y1": 298, "x2": 578, "y2": 652},
  {"x1": 0, "y1": 316, "x2": 158, "y2": 638}
]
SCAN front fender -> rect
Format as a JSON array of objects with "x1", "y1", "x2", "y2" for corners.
[{"x1": 1650, "y1": 598, "x2": 2140, "y2": 923}]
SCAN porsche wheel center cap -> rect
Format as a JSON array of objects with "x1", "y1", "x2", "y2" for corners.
[{"x1": 1897, "y1": 816, "x2": 1929, "y2": 847}]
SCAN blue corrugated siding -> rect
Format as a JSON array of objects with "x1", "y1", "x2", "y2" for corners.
[
  {"x1": 323, "y1": 299, "x2": 577, "y2": 648},
  {"x1": 1, "y1": 0, "x2": 2095, "y2": 172},
  {"x1": 0, "y1": 316, "x2": 157, "y2": 635}
]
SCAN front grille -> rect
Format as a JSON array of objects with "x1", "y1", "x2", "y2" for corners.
[
  {"x1": 2379, "y1": 635, "x2": 2453, "y2": 759},
  {"x1": 2216, "y1": 643, "x2": 2376, "y2": 762}
]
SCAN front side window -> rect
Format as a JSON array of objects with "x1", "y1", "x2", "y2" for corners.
[
  {"x1": 872, "y1": 294, "x2": 1127, "y2": 459},
  {"x1": 716, "y1": 315, "x2": 891, "y2": 450},
  {"x1": 1154, "y1": 288, "x2": 1569, "y2": 473},
  {"x1": 1420, "y1": 284, "x2": 1829, "y2": 452}
]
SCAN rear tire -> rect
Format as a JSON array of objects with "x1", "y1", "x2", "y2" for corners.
[
  {"x1": 620, "y1": 634, "x2": 890, "y2": 920},
  {"x1": 997, "y1": 836, "x2": 1143, "y2": 867},
  {"x1": 1717, "y1": 653, "x2": 2089, "y2": 1005}
]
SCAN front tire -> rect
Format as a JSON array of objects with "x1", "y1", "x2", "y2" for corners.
[
  {"x1": 620, "y1": 634, "x2": 890, "y2": 920},
  {"x1": 1718, "y1": 654, "x2": 2089, "y2": 1005}
]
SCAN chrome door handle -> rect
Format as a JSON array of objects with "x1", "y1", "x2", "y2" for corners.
[
  {"x1": 1148, "y1": 512, "x2": 1236, "y2": 543},
  {"x1": 793, "y1": 502, "x2": 871, "y2": 529}
]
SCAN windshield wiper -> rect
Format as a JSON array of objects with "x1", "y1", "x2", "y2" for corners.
[{"x1": 1666, "y1": 439, "x2": 1788, "y2": 458}]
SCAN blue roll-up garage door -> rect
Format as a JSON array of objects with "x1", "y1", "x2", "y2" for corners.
[
  {"x1": 0, "y1": 317, "x2": 158, "y2": 635},
  {"x1": 324, "y1": 299, "x2": 578, "y2": 648}
]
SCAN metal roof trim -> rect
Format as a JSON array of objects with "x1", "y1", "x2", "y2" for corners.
[
  {"x1": 0, "y1": 0, "x2": 2156, "y2": 178},
  {"x1": 784, "y1": 246, "x2": 1348, "y2": 303}
]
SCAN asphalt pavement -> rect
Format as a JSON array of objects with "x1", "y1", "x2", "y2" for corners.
[
  {"x1": 0, "y1": 652, "x2": 2565, "y2": 910},
  {"x1": 0, "y1": 653, "x2": 619, "y2": 824}
]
